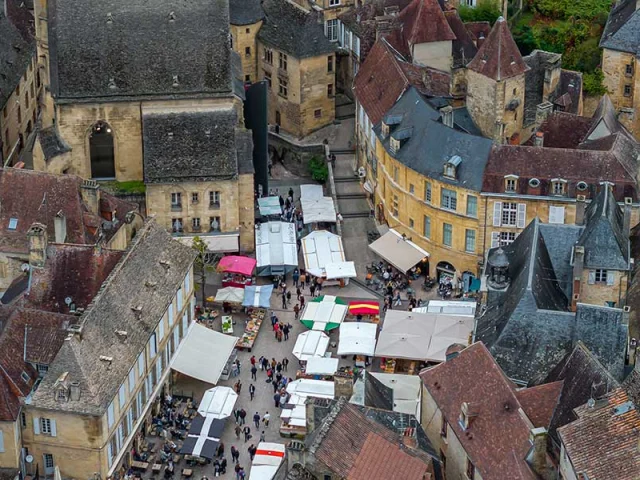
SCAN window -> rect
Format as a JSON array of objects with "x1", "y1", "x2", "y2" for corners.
[
  {"x1": 264, "y1": 70, "x2": 272, "y2": 87},
  {"x1": 278, "y1": 78, "x2": 288, "y2": 97},
  {"x1": 191, "y1": 192, "x2": 199, "y2": 204},
  {"x1": 279, "y1": 52, "x2": 287, "y2": 71},
  {"x1": 314, "y1": 109, "x2": 322, "y2": 118},
  {"x1": 138, "y1": 353, "x2": 145, "y2": 377},
  {"x1": 499, "y1": 232, "x2": 516, "y2": 246},
  {"x1": 128, "y1": 368, "x2": 136, "y2": 393},
  {"x1": 443, "y1": 223, "x2": 452, "y2": 247},
  {"x1": 505, "y1": 177, "x2": 517, "y2": 192},
  {"x1": 44, "y1": 454, "x2": 54, "y2": 469},
  {"x1": 326, "y1": 20, "x2": 338, "y2": 42},
  {"x1": 393, "y1": 166, "x2": 399, "y2": 182},
  {"x1": 409, "y1": 184, "x2": 415, "y2": 194},
  {"x1": 8, "y1": 218, "x2": 18, "y2": 230},
  {"x1": 409, "y1": 218, "x2": 414, "y2": 229},
  {"x1": 624, "y1": 84, "x2": 632, "y2": 96},
  {"x1": 25, "y1": 90, "x2": 29, "y2": 109},
  {"x1": 595, "y1": 269, "x2": 608, "y2": 283},
  {"x1": 466, "y1": 458, "x2": 475, "y2": 479},
  {"x1": 246, "y1": 28, "x2": 250, "y2": 34},
  {"x1": 327, "y1": 84, "x2": 333, "y2": 97},
  {"x1": 466, "y1": 195, "x2": 477, "y2": 217},
  {"x1": 41, "y1": 417, "x2": 52, "y2": 435},
  {"x1": 245, "y1": 46, "x2": 251, "y2": 56},
  {"x1": 424, "y1": 182, "x2": 432, "y2": 203},
  {"x1": 90, "y1": 121, "x2": 116, "y2": 179},
  {"x1": 529, "y1": 178, "x2": 540, "y2": 188},
  {"x1": 626, "y1": 64, "x2": 634, "y2": 76},
  {"x1": 245, "y1": 75, "x2": 251, "y2": 82},
  {"x1": 264, "y1": 48, "x2": 273, "y2": 65},
  {"x1": 392, "y1": 195, "x2": 399, "y2": 217},
  {"x1": 209, "y1": 191, "x2": 220, "y2": 207},
  {"x1": 423, "y1": 216, "x2": 431, "y2": 239},
  {"x1": 501, "y1": 202, "x2": 517, "y2": 226},
  {"x1": 149, "y1": 332, "x2": 157, "y2": 359},
  {"x1": 549, "y1": 206, "x2": 565, "y2": 224},
  {"x1": 465, "y1": 229, "x2": 476, "y2": 253},
  {"x1": 440, "y1": 417, "x2": 447, "y2": 438},
  {"x1": 493, "y1": 202, "x2": 526, "y2": 228},
  {"x1": 552, "y1": 181, "x2": 565, "y2": 195},
  {"x1": 192, "y1": 218, "x2": 201, "y2": 231},
  {"x1": 17, "y1": 106, "x2": 21, "y2": 123},
  {"x1": 327, "y1": 55, "x2": 334, "y2": 72},
  {"x1": 329, "y1": 0, "x2": 340, "y2": 5},
  {"x1": 577, "y1": 181, "x2": 588, "y2": 191},
  {"x1": 390, "y1": 137, "x2": 400, "y2": 154},
  {"x1": 441, "y1": 189, "x2": 457, "y2": 211},
  {"x1": 171, "y1": 192, "x2": 182, "y2": 209},
  {"x1": 210, "y1": 216, "x2": 221, "y2": 232},
  {"x1": 171, "y1": 218, "x2": 183, "y2": 233}
]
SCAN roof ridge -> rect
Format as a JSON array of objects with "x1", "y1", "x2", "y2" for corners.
[{"x1": 308, "y1": 397, "x2": 347, "y2": 454}]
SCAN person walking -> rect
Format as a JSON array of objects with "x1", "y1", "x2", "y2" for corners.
[
  {"x1": 239, "y1": 408, "x2": 247, "y2": 425},
  {"x1": 298, "y1": 273, "x2": 305, "y2": 291},
  {"x1": 234, "y1": 380, "x2": 242, "y2": 394},
  {"x1": 217, "y1": 442, "x2": 225, "y2": 459},
  {"x1": 309, "y1": 283, "x2": 316, "y2": 298},
  {"x1": 251, "y1": 365, "x2": 257, "y2": 381},
  {"x1": 292, "y1": 268, "x2": 300, "y2": 287},
  {"x1": 293, "y1": 304, "x2": 300, "y2": 321},
  {"x1": 235, "y1": 424, "x2": 241, "y2": 439},
  {"x1": 262, "y1": 357, "x2": 269, "y2": 371},
  {"x1": 253, "y1": 412, "x2": 261, "y2": 429},
  {"x1": 234, "y1": 408, "x2": 241, "y2": 424},
  {"x1": 230, "y1": 446, "x2": 239, "y2": 463},
  {"x1": 299, "y1": 295, "x2": 305, "y2": 308},
  {"x1": 286, "y1": 290, "x2": 291, "y2": 306},
  {"x1": 274, "y1": 392, "x2": 281, "y2": 408},
  {"x1": 243, "y1": 425, "x2": 251, "y2": 442},
  {"x1": 276, "y1": 362, "x2": 282, "y2": 374},
  {"x1": 281, "y1": 292, "x2": 287, "y2": 309},
  {"x1": 273, "y1": 378, "x2": 279, "y2": 393},
  {"x1": 393, "y1": 290, "x2": 402, "y2": 307},
  {"x1": 282, "y1": 357, "x2": 289, "y2": 372},
  {"x1": 271, "y1": 358, "x2": 277, "y2": 369},
  {"x1": 284, "y1": 323, "x2": 291, "y2": 341},
  {"x1": 248, "y1": 444, "x2": 257, "y2": 461},
  {"x1": 250, "y1": 355, "x2": 256, "y2": 368},
  {"x1": 263, "y1": 412, "x2": 270, "y2": 427}
]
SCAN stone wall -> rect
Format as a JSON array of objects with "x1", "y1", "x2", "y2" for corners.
[
  {"x1": 0, "y1": 419, "x2": 21, "y2": 468},
  {"x1": 238, "y1": 173, "x2": 257, "y2": 253},
  {"x1": 300, "y1": 55, "x2": 336, "y2": 136},
  {"x1": 602, "y1": 48, "x2": 639, "y2": 135},
  {"x1": 579, "y1": 269, "x2": 628, "y2": 307},
  {"x1": 412, "y1": 41, "x2": 453, "y2": 73},
  {"x1": 231, "y1": 21, "x2": 263, "y2": 83},
  {"x1": 268, "y1": 132, "x2": 325, "y2": 177}
]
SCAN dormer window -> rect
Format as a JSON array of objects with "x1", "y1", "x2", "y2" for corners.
[
  {"x1": 504, "y1": 175, "x2": 518, "y2": 192},
  {"x1": 551, "y1": 178, "x2": 567, "y2": 195},
  {"x1": 444, "y1": 155, "x2": 461, "y2": 180},
  {"x1": 389, "y1": 127, "x2": 412, "y2": 155},
  {"x1": 381, "y1": 123, "x2": 389, "y2": 138},
  {"x1": 390, "y1": 137, "x2": 401, "y2": 154}
]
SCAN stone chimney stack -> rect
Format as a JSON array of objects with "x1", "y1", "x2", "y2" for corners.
[
  {"x1": 572, "y1": 246, "x2": 585, "y2": 312},
  {"x1": 80, "y1": 179, "x2": 101, "y2": 216},
  {"x1": 535, "y1": 101, "x2": 553, "y2": 129},
  {"x1": 27, "y1": 223, "x2": 48, "y2": 268},
  {"x1": 624, "y1": 197, "x2": 633, "y2": 237},
  {"x1": 477, "y1": 32, "x2": 486, "y2": 49},
  {"x1": 575, "y1": 196, "x2": 586, "y2": 225},
  {"x1": 54, "y1": 211, "x2": 67, "y2": 243},
  {"x1": 440, "y1": 105, "x2": 454, "y2": 128},
  {"x1": 528, "y1": 427, "x2": 548, "y2": 478},
  {"x1": 69, "y1": 381, "x2": 81, "y2": 401},
  {"x1": 533, "y1": 131, "x2": 544, "y2": 147},
  {"x1": 334, "y1": 372, "x2": 354, "y2": 398}
]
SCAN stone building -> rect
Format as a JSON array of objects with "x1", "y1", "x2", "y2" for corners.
[
  {"x1": 30, "y1": 0, "x2": 256, "y2": 253},
  {"x1": 600, "y1": 0, "x2": 640, "y2": 137},
  {"x1": 229, "y1": 0, "x2": 265, "y2": 84},
  {"x1": 0, "y1": 1, "x2": 41, "y2": 166},
  {"x1": 22, "y1": 221, "x2": 197, "y2": 479},
  {"x1": 0, "y1": 168, "x2": 140, "y2": 295},
  {"x1": 257, "y1": 0, "x2": 338, "y2": 137}
]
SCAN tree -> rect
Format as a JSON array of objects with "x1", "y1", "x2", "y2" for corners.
[{"x1": 192, "y1": 236, "x2": 219, "y2": 306}]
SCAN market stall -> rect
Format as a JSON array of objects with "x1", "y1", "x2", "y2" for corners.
[
  {"x1": 258, "y1": 196, "x2": 283, "y2": 217},
  {"x1": 180, "y1": 416, "x2": 226, "y2": 459},
  {"x1": 300, "y1": 295, "x2": 348, "y2": 331},
  {"x1": 347, "y1": 301, "x2": 380, "y2": 323},
  {"x1": 212, "y1": 287, "x2": 245, "y2": 313},
  {"x1": 302, "y1": 357, "x2": 339, "y2": 377},
  {"x1": 280, "y1": 379, "x2": 335, "y2": 437},
  {"x1": 249, "y1": 442, "x2": 286, "y2": 480},
  {"x1": 301, "y1": 230, "x2": 352, "y2": 286},
  {"x1": 236, "y1": 308, "x2": 267, "y2": 351},
  {"x1": 217, "y1": 255, "x2": 256, "y2": 288},
  {"x1": 198, "y1": 387, "x2": 238, "y2": 419},
  {"x1": 368, "y1": 228, "x2": 429, "y2": 273},
  {"x1": 242, "y1": 285, "x2": 274, "y2": 309},
  {"x1": 255, "y1": 222, "x2": 298, "y2": 277},
  {"x1": 412, "y1": 300, "x2": 476, "y2": 316},
  {"x1": 337, "y1": 322, "x2": 377, "y2": 366},
  {"x1": 292, "y1": 330, "x2": 330, "y2": 361},
  {"x1": 300, "y1": 184, "x2": 337, "y2": 225}
]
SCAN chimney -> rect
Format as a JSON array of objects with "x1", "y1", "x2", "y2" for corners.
[
  {"x1": 624, "y1": 197, "x2": 633, "y2": 237},
  {"x1": 333, "y1": 371, "x2": 354, "y2": 398},
  {"x1": 528, "y1": 427, "x2": 548, "y2": 478},
  {"x1": 533, "y1": 131, "x2": 544, "y2": 147},
  {"x1": 27, "y1": 223, "x2": 48, "y2": 268},
  {"x1": 383, "y1": 5, "x2": 399, "y2": 16},
  {"x1": 440, "y1": 105, "x2": 454, "y2": 128},
  {"x1": 575, "y1": 195, "x2": 586, "y2": 225},
  {"x1": 572, "y1": 245, "x2": 585, "y2": 312},
  {"x1": 535, "y1": 101, "x2": 553, "y2": 129},
  {"x1": 460, "y1": 402, "x2": 478, "y2": 429},
  {"x1": 80, "y1": 179, "x2": 101, "y2": 216},
  {"x1": 54, "y1": 211, "x2": 67, "y2": 243},
  {"x1": 69, "y1": 381, "x2": 81, "y2": 401}
]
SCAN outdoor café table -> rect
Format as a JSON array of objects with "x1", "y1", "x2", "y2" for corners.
[
  {"x1": 152, "y1": 464, "x2": 162, "y2": 474},
  {"x1": 131, "y1": 461, "x2": 149, "y2": 472}
]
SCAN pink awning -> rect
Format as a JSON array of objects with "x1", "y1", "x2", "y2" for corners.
[{"x1": 216, "y1": 255, "x2": 257, "y2": 276}]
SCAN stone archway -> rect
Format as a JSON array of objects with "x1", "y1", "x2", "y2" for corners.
[{"x1": 89, "y1": 121, "x2": 115, "y2": 179}]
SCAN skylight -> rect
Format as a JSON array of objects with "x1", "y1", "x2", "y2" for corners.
[{"x1": 8, "y1": 218, "x2": 18, "y2": 230}]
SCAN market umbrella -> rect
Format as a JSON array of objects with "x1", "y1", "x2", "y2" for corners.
[
  {"x1": 216, "y1": 255, "x2": 257, "y2": 276},
  {"x1": 214, "y1": 287, "x2": 245, "y2": 304},
  {"x1": 292, "y1": 331, "x2": 330, "y2": 361},
  {"x1": 300, "y1": 295, "x2": 348, "y2": 331},
  {"x1": 198, "y1": 386, "x2": 238, "y2": 419},
  {"x1": 242, "y1": 284, "x2": 274, "y2": 308}
]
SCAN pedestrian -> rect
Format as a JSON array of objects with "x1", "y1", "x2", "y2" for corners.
[
  {"x1": 262, "y1": 357, "x2": 269, "y2": 370},
  {"x1": 305, "y1": 273, "x2": 310, "y2": 288},
  {"x1": 293, "y1": 304, "x2": 300, "y2": 321},
  {"x1": 267, "y1": 367, "x2": 273, "y2": 382},
  {"x1": 253, "y1": 412, "x2": 261, "y2": 428},
  {"x1": 235, "y1": 424, "x2": 241, "y2": 439},
  {"x1": 220, "y1": 457, "x2": 227, "y2": 475},
  {"x1": 284, "y1": 323, "x2": 291, "y2": 341},
  {"x1": 239, "y1": 467, "x2": 246, "y2": 480},
  {"x1": 317, "y1": 277, "x2": 323, "y2": 292},
  {"x1": 234, "y1": 408, "x2": 241, "y2": 424},
  {"x1": 251, "y1": 365, "x2": 257, "y2": 381},
  {"x1": 288, "y1": 187, "x2": 294, "y2": 200},
  {"x1": 235, "y1": 358, "x2": 241, "y2": 374},
  {"x1": 239, "y1": 408, "x2": 247, "y2": 425},
  {"x1": 394, "y1": 290, "x2": 402, "y2": 307},
  {"x1": 331, "y1": 153, "x2": 336, "y2": 168},
  {"x1": 248, "y1": 444, "x2": 257, "y2": 461},
  {"x1": 273, "y1": 378, "x2": 279, "y2": 393},
  {"x1": 263, "y1": 412, "x2": 270, "y2": 427},
  {"x1": 259, "y1": 355, "x2": 265, "y2": 370},
  {"x1": 282, "y1": 357, "x2": 289, "y2": 371},
  {"x1": 281, "y1": 292, "x2": 287, "y2": 309},
  {"x1": 250, "y1": 355, "x2": 256, "y2": 367},
  {"x1": 273, "y1": 322, "x2": 280, "y2": 340},
  {"x1": 217, "y1": 442, "x2": 225, "y2": 458},
  {"x1": 249, "y1": 383, "x2": 256, "y2": 401},
  {"x1": 309, "y1": 283, "x2": 316, "y2": 298},
  {"x1": 296, "y1": 286, "x2": 302, "y2": 297},
  {"x1": 276, "y1": 329, "x2": 283, "y2": 342},
  {"x1": 260, "y1": 431, "x2": 266, "y2": 442},
  {"x1": 234, "y1": 380, "x2": 242, "y2": 394},
  {"x1": 243, "y1": 425, "x2": 251, "y2": 442},
  {"x1": 292, "y1": 268, "x2": 300, "y2": 287},
  {"x1": 276, "y1": 362, "x2": 282, "y2": 373},
  {"x1": 230, "y1": 446, "x2": 238, "y2": 463},
  {"x1": 300, "y1": 295, "x2": 305, "y2": 308},
  {"x1": 298, "y1": 273, "x2": 305, "y2": 291},
  {"x1": 274, "y1": 392, "x2": 281, "y2": 408},
  {"x1": 286, "y1": 290, "x2": 291, "y2": 306}
]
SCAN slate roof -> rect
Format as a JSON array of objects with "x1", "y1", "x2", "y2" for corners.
[
  {"x1": 29, "y1": 220, "x2": 196, "y2": 415},
  {"x1": 373, "y1": 87, "x2": 493, "y2": 192},
  {"x1": 538, "y1": 223, "x2": 583, "y2": 299},
  {"x1": 622, "y1": 366, "x2": 640, "y2": 405},
  {"x1": 397, "y1": 0, "x2": 455, "y2": 47},
  {"x1": 0, "y1": 11, "x2": 35, "y2": 111},
  {"x1": 353, "y1": 38, "x2": 451, "y2": 125},
  {"x1": 558, "y1": 387, "x2": 640, "y2": 479},
  {"x1": 229, "y1": 0, "x2": 264, "y2": 26},
  {"x1": 444, "y1": 10, "x2": 478, "y2": 68},
  {"x1": 515, "y1": 381, "x2": 563, "y2": 429},
  {"x1": 525, "y1": 112, "x2": 593, "y2": 149},
  {"x1": 557, "y1": 70, "x2": 582, "y2": 115},
  {"x1": 309, "y1": 400, "x2": 439, "y2": 480},
  {"x1": 37, "y1": 126, "x2": 72, "y2": 161},
  {"x1": 419, "y1": 342, "x2": 538, "y2": 480},
  {"x1": 0, "y1": 169, "x2": 136, "y2": 254},
  {"x1": 236, "y1": 128, "x2": 255, "y2": 175},
  {"x1": 48, "y1": 0, "x2": 234, "y2": 101},
  {"x1": 142, "y1": 107, "x2": 245, "y2": 183},
  {"x1": 539, "y1": 342, "x2": 620, "y2": 446},
  {"x1": 258, "y1": 0, "x2": 336, "y2": 59},
  {"x1": 600, "y1": 0, "x2": 640, "y2": 54},
  {"x1": 467, "y1": 16, "x2": 528, "y2": 81}
]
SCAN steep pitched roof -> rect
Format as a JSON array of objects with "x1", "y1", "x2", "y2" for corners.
[
  {"x1": 258, "y1": 0, "x2": 336, "y2": 59},
  {"x1": 444, "y1": 10, "x2": 477, "y2": 67},
  {"x1": 0, "y1": 10, "x2": 35, "y2": 111},
  {"x1": 229, "y1": 0, "x2": 264, "y2": 26},
  {"x1": 419, "y1": 342, "x2": 537, "y2": 480},
  {"x1": 525, "y1": 112, "x2": 593, "y2": 149},
  {"x1": 600, "y1": 0, "x2": 640, "y2": 54},
  {"x1": 29, "y1": 221, "x2": 196, "y2": 415},
  {"x1": 48, "y1": 0, "x2": 234, "y2": 101},
  {"x1": 397, "y1": 0, "x2": 455, "y2": 47},
  {"x1": 558, "y1": 387, "x2": 640, "y2": 479},
  {"x1": 467, "y1": 16, "x2": 528, "y2": 81},
  {"x1": 37, "y1": 126, "x2": 72, "y2": 161},
  {"x1": 515, "y1": 381, "x2": 563, "y2": 429},
  {"x1": 464, "y1": 21, "x2": 491, "y2": 42},
  {"x1": 353, "y1": 38, "x2": 451, "y2": 124}
]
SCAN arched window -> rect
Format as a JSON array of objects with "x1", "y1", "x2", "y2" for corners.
[{"x1": 89, "y1": 121, "x2": 115, "y2": 178}]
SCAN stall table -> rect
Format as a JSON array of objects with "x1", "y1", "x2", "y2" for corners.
[
  {"x1": 152, "y1": 464, "x2": 162, "y2": 474},
  {"x1": 221, "y1": 316, "x2": 234, "y2": 334},
  {"x1": 236, "y1": 308, "x2": 266, "y2": 351},
  {"x1": 131, "y1": 461, "x2": 149, "y2": 472},
  {"x1": 347, "y1": 301, "x2": 380, "y2": 323}
]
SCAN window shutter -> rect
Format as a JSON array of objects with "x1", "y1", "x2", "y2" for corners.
[
  {"x1": 588, "y1": 271, "x2": 596, "y2": 284},
  {"x1": 491, "y1": 232, "x2": 500, "y2": 248},
  {"x1": 50, "y1": 420, "x2": 57, "y2": 437},
  {"x1": 516, "y1": 203, "x2": 527, "y2": 228},
  {"x1": 107, "y1": 441, "x2": 113, "y2": 467},
  {"x1": 0, "y1": 430, "x2": 5, "y2": 452},
  {"x1": 33, "y1": 417, "x2": 40, "y2": 435},
  {"x1": 606, "y1": 271, "x2": 615, "y2": 286},
  {"x1": 128, "y1": 368, "x2": 136, "y2": 393},
  {"x1": 493, "y1": 202, "x2": 502, "y2": 226}
]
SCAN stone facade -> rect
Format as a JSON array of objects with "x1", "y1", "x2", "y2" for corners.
[
  {"x1": 601, "y1": 48, "x2": 640, "y2": 135},
  {"x1": 412, "y1": 41, "x2": 453, "y2": 73},
  {"x1": 579, "y1": 269, "x2": 628, "y2": 308},
  {"x1": 231, "y1": 21, "x2": 263, "y2": 83},
  {"x1": 0, "y1": 419, "x2": 21, "y2": 468}
]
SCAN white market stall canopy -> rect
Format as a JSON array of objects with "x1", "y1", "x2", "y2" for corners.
[
  {"x1": 301, "y1": 230, "x2": 346, "y2": 278},
  {"x1": 374, "y1": 310, "x2": 474, "y2": 363},
  {"x1": 214, "y1": 287, "x2": 245, "y2": 304},
  {"x1": 242, "y1": 285, "x2": 274, "y2": 308},
  {"x1": 258, "y1": 197, "x2": 282, "y2": 216},
  {"x1": 324, "y1": 261, "x2": 357, "y2": 280},
  {"x1": 175, "y1": 233, "x2": 239, "y2": 253},
  {"x1": 300, "y1": 184, "x2": 336, "y2": 224},
  {"x1": 300, "y1": 295, "x2": 348, "y2": 331},
  {"x1": 338, "y1": 322, "x2": 378, "y2": 356},
  {"x1": 198, "y1": 386, "x2": 238, "y2": 419},
  {"x1": 292, "y1": 330, "x2": 330, "y2": 361},
  {"x1": 172, "y1": 323, "x2": 238, "y2": 385},
  {"x1": 368, "y1": 229, "x2": 429, "y2": 272},
  {"x1": 255, "y1": 222, "x2": 297, "y2": 274},
  {"x1": 249, "y1": 442, "x2": 286, "y2": 480},
  {"x1": 369, "y1": 372, "x2": 422, "y2": 418},
  {"x1": 412, "y1": 300, "x2": 476, "y2": 316},
  {"x1": 305, "y1": 357, "x2": 339, "y2": 376},
  {"x1": 286, "y1": 379, "x2": 335, "y2": 399}
]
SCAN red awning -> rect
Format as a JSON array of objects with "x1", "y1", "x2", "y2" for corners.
[
  {"x1": 216, "y1": 255, "x2": 257, "y2": 276},
  {"x1": 348, "y1": 301, "x2": 380, "y2": 316}
]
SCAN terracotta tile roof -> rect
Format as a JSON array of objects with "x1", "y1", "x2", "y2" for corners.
[
  {"x1": 523, "y1": 112, "x2": 593, "y2": 149},
  {"x1": 467, "y1": 17, "x2": 528, "y2": 81},
  {"x1": 444, "y1": 10, "x2": 477, "y2": 67},
  {"x1": 354, "y1": 38, "x2": 451, "y2": 124},
  {"x1": 312, "y1": 402, "x2": 436, "y2": 480},
  {"x1": 419, "y1": 342, "x2": 537, "y2": 480},
  {"x1": 516, "y1": 381, "x2": 563, "y2": 428},
  {"x1": 397, "y1": 0, "x2": 455, "y2": 46},
  {"x1": 558, "y1": 388, "x2": 640, "y2": 479}
]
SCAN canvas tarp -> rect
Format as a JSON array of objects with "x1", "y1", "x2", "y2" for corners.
[
  {"x1": 324, "y1": 261, "x2": 357, "y2": 280},
  {"x1": 412, "y1": 300, "x2": 476, "y2": 316},
  {"x1": 300, "y1": 184, "x2": 336, "y2": 224},
  {"x1": 176, "y1": 234, "x2": 239, "y2": 253},
  {"x1": 292, "y1": 330, "x2": 330, "y2": 361},
  {"x1": 368, "y1": 229, "x2": 429, "y2": 272},
  {"x1": 258, "y1": 196, "x2": 282, "y2": 216},
  {"x1": 172, "y1": 323, "x2": 238, "y2": 385},
  {"x1": 214, "y1": 287, "x2": 245, "y2": 304},
  {"x1": 242, "y1": 285, "x2": 274, "y2": 308},
  {"x1": 301, "y1": 230, "x2": 346, "y2": 278},
  {"x1": 249, "y1": 443, "x2": 286, "y2": 480},
  {"x1": 180, "y1": 416, "x2": 225, "y2": 459},
  {"x1": 337, "y1": 322, "x2": 377, "y2": 356},
  {"x1": 217, "y1": 256, "x2": 257, "y2": 276},
  {"x1": 198, "y1": 387, "x2": 238, "y2": 419},
  {"x1": 305, "y1": 357, "x2": 339, "y2": 375},
  {"x1": 300, "y1": 295, "x2": 347, "y2": 331},
  {"x1": 255, "y1": 222, "x2": 297, "y2": 273}
]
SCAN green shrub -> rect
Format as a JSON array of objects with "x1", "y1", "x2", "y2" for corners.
[
  {"x1": 308, "y1": 156, "x2": 328, "y2": 183},
  {"x1": 102, "y1": 180, "x2": 146, "y2": 194},
  {"x1": 583, "y1": 69, "x2": 607, "y2": 96},
  {"x1": 459, "y1": 0, "x2": 502, "y2": 23}
]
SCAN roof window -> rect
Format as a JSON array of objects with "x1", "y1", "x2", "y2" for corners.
[{"x1": 8, "y1": 218, "x2": 18, "y2": 230}]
